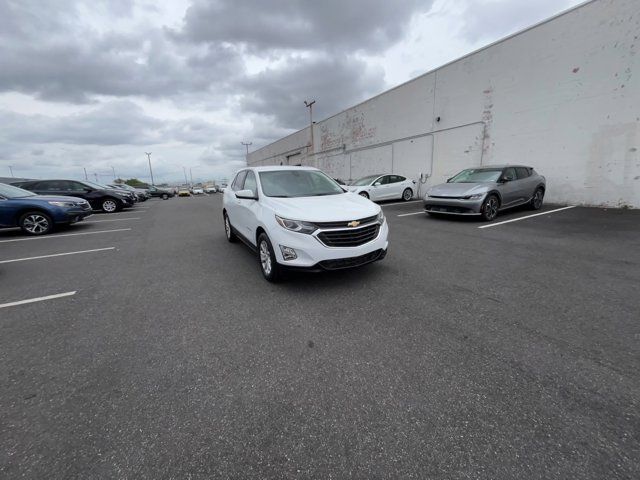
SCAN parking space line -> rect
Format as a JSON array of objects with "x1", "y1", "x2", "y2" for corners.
[
  {"x1": 0, "y1": 228, "x2": 131, "y2": 243},
  {"x1": 397, "y1": 211, "x2": 425, "y2": 217},
  {"x1": 84, "y1": 217, "x2": 140, "y2": 223},
  {"x1": 0, "y1": 247, "x2": 115, "y2": 264},
  {"x1": 381, "y1": 200, "x2": 422, "y2": 207},
  {"x1": 478, "y1": 206, "x2": 577, "y2": 229},
  {"x1": 0, "y1": 291, "x2": 76, "y2": 310}
]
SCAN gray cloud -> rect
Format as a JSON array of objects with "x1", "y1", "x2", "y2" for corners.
[
  {"x1": 460, "y1": 0, "x2": 578, "y2": 43},
  {"x1": 240, "y1": 55, "x2": 386, "y2": 130},
  {"x1": 176, "y1": 0, "x2": 433, "y2": 54}
]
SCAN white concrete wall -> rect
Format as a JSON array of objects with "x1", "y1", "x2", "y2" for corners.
[{"x1": 247, "y1": 0, "x2": 640, "y2": 208}]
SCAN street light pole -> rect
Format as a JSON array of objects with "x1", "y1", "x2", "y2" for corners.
[
  {"x1": 84, "y1": 167, "x2": 88, "y2": 180},
  {"x1": 304, "y1": 100, "x2": 316, "y2": 153},
  {"x1": 9, "y1": 165, "x2": 14, "y2": 177},
  {"x1": 241, "y1": 141, "x2": 252, "y2": 156},
  {"x1": 183, "y1": 167, "x2": 188, "y2": 185},
  {"x1": 145, "y1": 152, "x2": 155, "y2": 185},
  {"x1": 111, "y1": 166, "x2": 116, "y2": 180}
]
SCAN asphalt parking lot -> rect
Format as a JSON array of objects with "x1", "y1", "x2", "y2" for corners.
[{"x1": 1, "y1": 196, "x2": 639, "y2": 479}]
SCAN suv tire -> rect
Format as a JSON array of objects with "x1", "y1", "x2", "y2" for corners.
[
  {"x1": 481, "y1": 194, "x2": 499, "y2": 221},
  {"x1": 161, "y1": 193, "x2": 169, "y2": 200},
  {"x1": 257, "y1": 232, "x2": 282, "y2": 282},
  {"x1": 402, "y1": 188, "x2": 413, "y2": 201},
  {"x1": 101, "y1": 197, "x2": 120, "y2": 213},
  {"x1": 359, "y1": 191, "x2": 369, "y2": 199},
  {"x1": 224, "y1": 213, "x2": 238, "y2": 243},
  {"x1": 530, "y1": 188, "x2": 544, "y2": 210},
  {"x1": 19, "y1": 211, "x2": 53, "y2": 235}
]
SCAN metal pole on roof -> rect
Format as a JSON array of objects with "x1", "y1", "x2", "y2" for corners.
[
  {"x1": 304, "y1": 100, "x2": 316, "y2": 153},
  {"x1": 145, "y1": 152, "x2": 155, "y2": 185}
]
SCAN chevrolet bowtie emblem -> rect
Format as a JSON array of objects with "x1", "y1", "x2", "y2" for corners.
[{"x1": 347, "y1": 220, "x2": 360, "y2": 227}]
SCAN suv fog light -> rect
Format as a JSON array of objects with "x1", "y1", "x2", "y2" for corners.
[{"x1": 279, "y1": 245, "x2": 297, "y2": 260}]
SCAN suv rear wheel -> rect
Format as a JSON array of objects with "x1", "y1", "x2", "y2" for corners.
[
  {"x1": 402, "y1": 188, "x2": 413, "y2": 201},
  {"x1": 19, "y1": 211, "x2": 53, "y2": 235},
  {"x1": 257, "y1": 232, "x2": 282, "y2": 282},
  {"x1": 530, "y1": 188, "x2": 544, "y2": 210}
]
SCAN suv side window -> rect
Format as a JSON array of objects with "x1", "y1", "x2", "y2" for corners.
[
  {"x1": 390, "y1": 175, "x2": 405, "y2": 183},
  {"x1": 515, "y1": 167, "x2": 531, "y2": 179},
  {"x1": 376, "y1": 176, "x2": 390, "y2": 185},
  {"x1": 503, "y1": 168, "x2": 517, "y2": 182},
  {"x1": 66, "y1": 181, "x2": 86, "y2": 191},
  {"x1": 243, "y1": 171, "x2": 257, "y2": 195},
  {"x1": 38, "y1": 180, "x2": 67, "y2": 191},
  {"x1": 232, "y1": 171, "x2": 247, "y2": 191}
]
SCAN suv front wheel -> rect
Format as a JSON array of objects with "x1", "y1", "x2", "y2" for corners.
[
  {"x1": 257, "y1": 232, "x2": 282, "y2": 282},
  {"x1": 101, "y1": 197, "x2": 120, "y2": 213}
]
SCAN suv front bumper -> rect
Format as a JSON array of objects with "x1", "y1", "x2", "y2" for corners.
[{"x1": 270, "y1": 219, "x2": 389, "y2": 269}]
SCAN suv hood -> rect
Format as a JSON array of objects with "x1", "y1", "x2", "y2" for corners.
[
  {"x1": 21, "y1": 195, "x2": 88, "y2": 203},
  {"x1": 428, "y1": 182, "x2": 491, "y2": 197},
  {"x1": 267, "y1": 193, "x2": 379, "y2": 222}
]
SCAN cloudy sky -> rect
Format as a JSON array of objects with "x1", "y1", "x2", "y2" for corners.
[{"x1": 1, "y1": 0, "x2": 583, "y2": 184}]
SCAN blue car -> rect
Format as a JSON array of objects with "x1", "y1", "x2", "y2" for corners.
[{"x1": 0, "y1": 182, "x2": 93, "y2": 235}]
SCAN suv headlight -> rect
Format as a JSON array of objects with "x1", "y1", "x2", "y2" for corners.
[
  {"x1": 377, "y1": 210, "x2": 385, "y2": 224},
  {"x1": 464, "y1": 193, "x2": 485, "y2": 200},
  {"x1": 48, "y1": 201, "x2": 75, "y2": 207},
  {"x1": 275, "y1": 215, "x2": 317, "y2": 234}
]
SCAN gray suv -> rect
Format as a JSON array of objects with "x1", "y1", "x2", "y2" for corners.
[{"x1": 424, "y1": 165, "x2": 546, "y2": 221}]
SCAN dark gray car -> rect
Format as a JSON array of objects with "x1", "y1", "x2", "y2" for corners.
[{"x1": 423, "y1": 165, "x2": 546, "y2": 221}]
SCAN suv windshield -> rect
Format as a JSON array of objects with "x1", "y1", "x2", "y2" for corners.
[
  {"x1": 259, "y1": 170, "x2": 344, "y2": 198},
  {"x1": 0, "y1": 183, "x2": 37, "y2": 198},
  {"x1": 449, "y1": 168, "x2": 503, "y2": 183},
  {"x1": 351, "y1": 175, "x2": 380, "y2": 186}
]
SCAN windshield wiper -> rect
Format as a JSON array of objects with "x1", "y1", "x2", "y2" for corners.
[
  {"x1": 315, "y1": 192, "x2": 341, "y2": 196},
  {"x1": 268, "y1": 195, "x2": 291, "y2": 198}
]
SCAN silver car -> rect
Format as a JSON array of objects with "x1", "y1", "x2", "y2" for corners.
[{"x1": 423, "y1": 165, "x2": 546, "y2": 221}]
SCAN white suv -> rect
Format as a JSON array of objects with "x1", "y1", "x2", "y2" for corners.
[{"x1": 222, "y1": 166, "x2": 389, "y2": 281}]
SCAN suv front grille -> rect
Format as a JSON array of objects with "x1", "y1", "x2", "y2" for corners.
[
  {"x1": 314, "y1": 215, "x2": 378, "y2": 229},
  {"x1": 317, "y1": 223, "x2": 380, "y2": 247}
]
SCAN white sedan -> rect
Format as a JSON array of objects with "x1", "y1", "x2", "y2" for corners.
[{"x1": 347, "y1": 174, "x2": 416, "y2": 202}]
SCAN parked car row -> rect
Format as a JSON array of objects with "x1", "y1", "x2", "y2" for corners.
[
  {"x1": 0, "y1": 179, "x2": 177, "y2": 236},
  {"x1": 222, "y1": 164, "x2": 546, "y2": 282}
]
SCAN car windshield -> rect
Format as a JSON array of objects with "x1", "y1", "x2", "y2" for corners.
[
  {"x1": 0, "y1": 183, "x2": 38, "y2": 198},
  {"x1": 351, "y1": 175, "x2": 380, "y2": 186},
  {"x1": 259, "y1": 170, "x2": 344, "y2": 198},
  {"x1": 449, "y1": 168, "x2": 503, "y2": 183}
]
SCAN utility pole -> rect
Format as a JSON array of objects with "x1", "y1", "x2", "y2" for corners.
[
  {"x1": 145, "y1": 152, "x2": 155, "y2": 185},
  {"x1": 183, "y1": 167, "x2": 188, "y2": 185},
  {"x1": 9, "y1": 165, "x2": 14, "y2": 177},
  {"x1": 190, "y1": 167, "x2": 194, "y2": 186},
  {"x1": 304, "y1": 100, "x2": 316, "y2": 153},
  {"x1": 241, "y1": 141, "x2": 252, "y2": 156},
  {"x1": 84, "y1": 167, "x2": 88, "y2": 180},
  {"x1": 111, "y1": 166, "x2": 116, "y2": 180},
  {"x1": 94, "y1": 173, "x2": 99, "y2": 182}
]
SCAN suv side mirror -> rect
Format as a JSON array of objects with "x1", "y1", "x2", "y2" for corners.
[
  {"x1": 236, "y1": 189, "x2": 257, "y2": 200},
  {"x1": 373, "y1": 182, "x2": 381, "y2": 187}
]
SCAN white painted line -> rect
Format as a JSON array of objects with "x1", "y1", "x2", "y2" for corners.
[
  {"x1": 397, "y1": 211, "x2": 425, "y2": 217},
  {"x1": 0, "y1": 228, "x2": 131, "y2": 243},
  {"x1": 84, "y1": 217, "x2": 140, "y2": 223},
  {"x1": 381, "y1": 200, "x2": 422, "y2": 207},
  {"x1": 478, "y1": 206, "x2": 577, "y2": 229},
  {"x1": 0, "y1": 291, "x2": 76, "y2": 309},
  {"x1": 0, "y1": 247, "x2": 115, "y2": 264}
]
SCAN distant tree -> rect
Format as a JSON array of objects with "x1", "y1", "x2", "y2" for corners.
[{"x1": 125, "y1": 178, "x2": 148, "y2": 188}]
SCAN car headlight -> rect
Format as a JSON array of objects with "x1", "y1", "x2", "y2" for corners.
[
  {"x1": 48, "y1": 201, "x2": 75, "y2": 207},
  {"x1": 275, "y1": 215, "x2": 317, "y2": 234},
  {"x1": 377, "y1": 210, "x2": 385, "y2": 224},
  {"x1": 464, "y1": 193, "x2": 485, "y2": 200}
]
